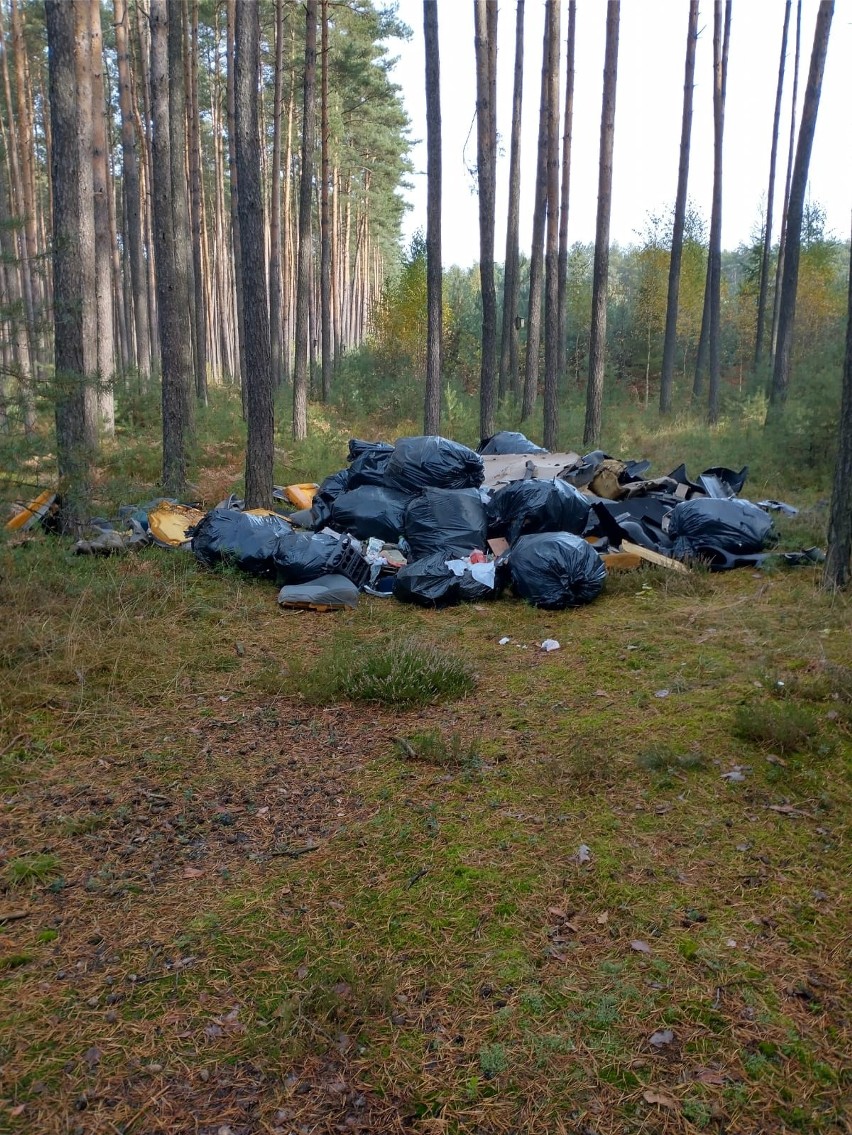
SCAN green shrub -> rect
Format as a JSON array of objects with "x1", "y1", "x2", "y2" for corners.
[{"x1": 732, "y1": 702, "x2": 822, "y2": 754}]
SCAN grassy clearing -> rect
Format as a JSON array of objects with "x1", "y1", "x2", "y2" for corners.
[{"x1": 0, "y1": 403, "x2": 850, "y2": 1134}]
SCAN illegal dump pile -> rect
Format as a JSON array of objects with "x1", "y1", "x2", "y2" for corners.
[{"x1": 8, "y1": 431, "x2": 819, "y2": 612}]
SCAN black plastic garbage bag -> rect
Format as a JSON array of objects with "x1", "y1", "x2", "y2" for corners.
[
  {"x1": 191, "y1": 509, "x2": 293, "y2": 578},
  {"x1": 404, "y1": 488, "x2": 488, "y2": 559},
  {"x1": 274, "y1": 531, "x2": 368, "y2": 586},
  {"x1": 384, "y1": 435, "x2": 484, "y2": 493},
  {"x1": 278, "y1": 573, "x2": 360, "y2": 609},
  {"x1": 329, "y1": 485, "x2": 410, "y2": 543},
  {"x1": 310, "y1": 468, "x2": 351, "y2": 528},
  {"x1": 347, "y1": 445, "x2": 394, "y2": 488},
  {"x1": 478, "y1": 431, "x2": 547, "y2": 455},
  {"x1": 393, "y1": 552, "x2": 501, "y2": 607},
  {"x1": 508, "y1": 532, "x2": 607, "y2": 609},
  {"x1": 487, "y1": 478, "x2": 590, "y2": 544},
  {"x1": 348, "y1": 438, "x2": 393, "y2": 462},
  {"x1": 669, "y1": 498, "x2": 774, "y2": 564}
]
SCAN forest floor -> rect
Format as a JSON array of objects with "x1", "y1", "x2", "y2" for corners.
[{"x1": 0, "y1": 428, "x2": 850, "y2": 1135}]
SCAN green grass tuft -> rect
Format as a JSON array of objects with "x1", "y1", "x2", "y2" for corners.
[
  {"x1": 732, "y1": 701, "x2": 823, "y2": 754},
  {"x1": 5, "y1": 853, "x2": 61, "y2": 888}
]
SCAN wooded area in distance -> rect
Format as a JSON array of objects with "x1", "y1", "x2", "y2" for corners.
[{"x1": 0, "y1": 0, "x2": 850, "y2": 582}]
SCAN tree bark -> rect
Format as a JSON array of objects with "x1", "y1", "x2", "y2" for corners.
[
  {"x1": 499, "y1": 0, "x2": 524, "y2": 403},
  {"x1": 474, "y1": 0, "x2": 497, "y2": 441},
  {"x1": 293, "y1": 0, "x2": 317, "y2": 440},
  {"x1": 423, "y1": 0, "x2": 442, "y2": 434},
  {"x1": 235, "y1": 0, "x2": 274, "y2": 508},
  {"x1": 542, "y1": 0, "x2": 561, "y2": 451},
  {"x1": 707, "y1": 0, "x2": 731, "y2": 426},
  {"x1": 320, "y1": 0, "x2": 332, "y2": 401},
  {"x1": 9, "y1": 0, "x2": 41, "y2": 331},
  {"x1": 771, "y1": 0, "x2": 802, "y2": 368},
  {"x1": 583, "y1": 0, "x2": 619, "y2": 449},
  {"x1": 768, "y1": 0, "x2": 833, "y2": 416},
  {"x1": 659, "y1": 0, "x2": 698, "y2": 414},
  {"x1": 753, "y1": 1, "x2": 791, "y2": 372},
  {"x1": 187, "y1": 0, "x2": 208, "y2": 402},
  {"x1": 46, "y1": 0, "x2": 96, "y2": 531},
  {"x1": 226, "y1": 0, "x2": 245, "y2": 390},
  {"x1": 269, "y1": 0, "x2": 284, "y2": 388},
  {"x1": 556, "y1": 0, "x2": 575, "y2": 402},
  {"x1": 823, "y1": 226, "x2": 852, "y2": 589},
  {"x1": 89, "y1": 0, "x2": 115, "y2": 434},
  {"x1": 522, "y1": 1, "x2": 550, "y2": 420}
]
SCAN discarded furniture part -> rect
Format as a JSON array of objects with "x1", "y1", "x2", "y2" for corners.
[
  {"x1": 5, "y1": 488, "x2": 57, "y2": 531},
  {"x1": 588, "y1": 497, "x2": 676, "y2": 553},
  {"x1": 620, "y1": 540, "x2": 691, "y2": 574},
  {"x1": 478, "y1": 430, "x2": 548, "y2": 455},
  {"x1": 404, "y1": 488, "x2": 488, "y2": 560},
  {"x1": 277, "y1": 573, "x2": 360, "y2": 610},
  {"x1": 283, "y1": 483, "x2": 319, "y2": 510},
  {"x1": 191, "y1": 508, "x2": 295, "y2": 578},
  {"x1": 329, "y1": 485, "x2": 411, "y2": 544},
  {"x1": 668, "y1": 498, "x2": 774, "y2": 565},
  {"x1": 147, "y1": 501, "x2": 205, "y2": 548},
  {"x1": 393, "y1": 551, "x2": 504, "y2": 607},
  {"x1": 488, "y1": 478, "x2": 590, "y2": 545},
  {"x1": 384, "y1": 435, "x2": 485, "y2": 493},
  {"x1": 700, "y1": 465, "x2": 749, "y2": 496},
  {"x1": 480, "y1": 451, "x2": 581, "y2": 490},
  {"x1": 508, "y1": 532, "x2": 608, "y2": 609}
]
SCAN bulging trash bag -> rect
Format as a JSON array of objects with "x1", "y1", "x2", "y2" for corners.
[
  {"x1": 384, "y1": 435, "x2": 485, "y2": 493},
  {"x1": 328, "y1": 485, "x2": 410, "y2": 543},
  {"x1": 191, "y1": 509, "x2": 293, "y2": 578},
  {"x1": 404, "y1": 488, "x2": 488, "y2": 560},
  {"x1": 347, "y1": 445, "x2": 394, "y2": 489},
  {"x1": 278, "y1": 574, "x2": 360, "y2": 610},
  {"x1": 478, "y1": 431, "x2": 548, "y2": 455},
  {"x1": 509, "y1": 532, "x2": 607, "y2": 609},
  {"x1": 273, "y1": 531, "x2": 367, "y2": 586},
  {"x1": 487, "y1": 479, "x2": 590, "y2": 544},
  {"x1": 393, "y1": 552, "x2": 501, "y2": 607},
  {"x1": 669, "y1": 498, "x2": 774, "y2": 562},
  {"x1": 310, "y1": 468, "x2": 351, "y2": 529},
  {"x1": 348, "y1": 438, "x2": 393, "y2": 462}
]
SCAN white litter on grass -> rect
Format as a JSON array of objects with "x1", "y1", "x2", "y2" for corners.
[
  {"x1": 540, "y1": 639, "x2": 561, "y2": 652},
  {"x1": 498, "y1": 636, "x2": 511, "y2": 645},
  {"x1": 655, "y1": 689, "x2": 670, "y2": 698}
]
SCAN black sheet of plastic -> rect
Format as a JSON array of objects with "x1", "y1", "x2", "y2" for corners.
[
  {"x1": 478, "y1": 431, "x2": 548, "y2": 455},
  {"x1": 404, "y1": 488, "x2": 488, "y2": 559},
  {"x1": 328, "y1": 485, "x2": 411, "y2": 543},
  {"x1": 347, "y1": 445, "x2": 394, "y2": 488},
  {"x1": 273, "y1": 531, "x2": 364, "y2": 585},
  {"x1": 384, "y1": 435, "x2": 485, "y2": 493},
  {"x1": 508, "y1": 532, "x2": 607, "y2": 609},
  {"x1": 587, "y1": 497, "x2": 677, "y2": 551},
  {"x1": 347, "y1": 438, "x2": 393, "y2": 462},
  {"x1": 191, "y1": 509, "x2": 293, "y2": 578},
  {"x1": 393, "y1": 552, "x2": 498, "y2": 607},
  {"x1": 487, "y1": 478, "x2": 590, "y2": 544},
  {"x1": 669, "y1": 498, "x2": 774, "y2": 562},
  {"x1": 309, "y1": 468, "x2": 351, "y2": 529}
]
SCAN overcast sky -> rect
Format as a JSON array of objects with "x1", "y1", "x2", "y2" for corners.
[{"x1": 386, "y1": 0, "x2": 852, "y2": 267}]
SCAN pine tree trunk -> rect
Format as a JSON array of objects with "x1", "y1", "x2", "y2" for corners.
[
  {"x1": 768, "y1": 0, "x2": 833, "y2": 416},
  {"x1": 707, "y1": 1, "x2": 731, "y2": 426},
  {"x1": 660, "y1": 0, "x2": 698, "y2": 414},
  {"x1": 753, "y1": 2, "x2": 791, "y2": 371},
  {"x1": 187, "y1": 0, "x2": 208, "y2": 402},
  {"x1": 133, "y1": 0, "x2": 159, "y2": 365},
  {"x1": 235, "y1": 0, "x2": 274, "y2": 508},
  {"x1": 227, "y1": 0, "x2": 246, "y2": 391},
  {"x1": 771, "y1": 0, "x2": 802, "y2": 368},
  {"x1": 500, "y1": 0, "x2": 524, "y2": 403},
  {"x1": 423, "y1": 0, "x2": 442, "y2": 434},
  {"x1": 46, "y1": 0, "x2": 97, "y2": 531},
  {"x1": 583, "y1": 1, "x2": 620, "y2": 449},
  {"x1": 0, "y1": 149, "x2": 35, "y2": 430},
  {"x1": 823, "y1": 228, "x2": 852, "y2": 589},
  {"x1": 282, "y1": 35, "x2": 295, "y2": 382},
  {"x1": 474, "y1": 0, "x2": 497, "y2": 441},
  {"x1": 320, "y1": 0, "x2": 332, "y2": 402},
  {"x1": 293, "y1": 0, "x2": 317, "y2": 441},
  {"x1": 9, "y1": 0, "x2": 41, "y2": 330},
  {"x1": 556, "y1": 0, "x2": 575, "y2": 402},
  {"x1": 89, "y1": 0, "x2": 115, "y2": 434},
  {"x1": 542, "y1": 0, "x2": 561, "y2": 451},
  {"x1": 522, "y1": 2, "x2": 551, "y2": 420},
  {"x1": 269, "y1": 0, "x2": 284, "y2": 388}
]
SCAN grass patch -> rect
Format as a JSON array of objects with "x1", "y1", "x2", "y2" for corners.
[
  {"x1": 394, "y1": 729, "x2": 481, "y2": 769},
  {"x1": 732, "y1": 701, "x2": 823, "y2": 754},
  {"x1": 5, "y1": 853, "x2": 61, "y2": 888}
]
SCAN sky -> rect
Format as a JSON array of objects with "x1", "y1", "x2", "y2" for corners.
[{"x1": 385, "y1": 0, "x2": 852, "y2": 267}]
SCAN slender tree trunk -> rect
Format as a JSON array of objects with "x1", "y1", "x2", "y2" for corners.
[
  {"x1": 660, "y1": 0, "x2": 698, "y2": 414},
  {"x1": 235, "y1": 0, "x2": 274, "y2": 507},
  {"x1": 9, "y1": 0, "x2": 41, "y2": 326},
  {"x1": 46, "y1": 0, "x2": 97, "y2": 530},
  {"x1": 187, "y1": 0, "x2": 207, "y2": 402},
  {"x1": 771, "y1": 0, "x2": 802, "y2": 368},
  {"x1": 522, "y1": 2, "x2": 550, "y2": 420},
  {"x1": 583, "y1": 1, "x2": 620, "y2": 448},
  {"x1": 89, "y1": 0, "x2": 115, "y2": 434},
  {"x1": 500, "y1": 0, "x2": 524, "y2": 403},
  {"x1": 542, "y1": 0, "x2": 561, "y2": 451},
  {"x1": 768, "y1": 0, "x2": 834, "y2": 418},
  {"x1": 474, "y1": 0, "x2": 497, "y2": 441},
  {"x1": 133, "y1": 0, "x2": 158, "y2": 365},
  {"x1": 320, "y1": 0, "x2": 332, "y2": 401},
  {"x1": 707, "y1": 1, "x2": 731, "y2": 426},
  {"x1": 423, "y1": 0, "x2": 442, "y2": 434},
  {"x1": 0, "y1": 146, "x2": 35, "y2": 430},
  {"x1": 754, "y1": 1, "x2": 791, "y2": 371},
  {"x1": 293, "y1": 0, "x2": 317, "y2": 439},
  {"x1": 269, "y1": 0, "x2": 284, "y2": 388},
  {"x1": 823, "y1": 224, "x2": 852, "y2": 589},
  {"x1": 150, "y1": 0, "x2": 191, "y2": 494},
  {"x1": 227, "y1": 0, "x2": 245, "y2": 391},
  {"x1": 556, "y1": 0, "x2": 575, "y2": 405},
  {"x1": 282, "y1": 27, "x2": 296, "y2": 382}
]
